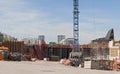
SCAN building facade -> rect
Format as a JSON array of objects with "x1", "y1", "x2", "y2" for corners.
[
  {"x1": 38, "y1": 35, "x2": 45, "y2": 41},
  {"x1": 57, "y1": 35, "x2": 65, "y2": 44}
]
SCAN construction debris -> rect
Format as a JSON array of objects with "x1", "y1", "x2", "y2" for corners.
[
  {"x1": 60, "y1": 59, "x2": 70, "y2": 65},
  {"x1": 113, "y1": 58, "x2": 120, "y2": 71}
]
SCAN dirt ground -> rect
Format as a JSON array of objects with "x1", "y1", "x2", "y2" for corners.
[{"x1": 0, "y1": 61, "x2": 119, "y2": 74}]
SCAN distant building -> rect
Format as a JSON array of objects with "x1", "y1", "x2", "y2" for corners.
[
  {"x1": 60, "y1": 38, "x2": 74, "y2": 45},
  {"x1": 90, "y1": 28, "x2": 114, "y2": 60},
  {"x1": 22, "y1": 38, "x2": 38, "y2": 45},
  {"x1": 58, "y1": 35, "x2": 65, "y2": 44},
  {"x1": 65, "y1": 38, "x2": 74, "y2": 45},
  {"x1": 38, "y1": 35, "x2": 45, "y2": 45},
  {"x1": 3, "y1": 35, "x2": 17, "y2": 41},
  {"x1": 38, "y1": 35, "x2": 45, "y2": 41}
]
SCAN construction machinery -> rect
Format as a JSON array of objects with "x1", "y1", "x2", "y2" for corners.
[{"x1": 69, "y1": 0, "x2": 84, "y2": 67}]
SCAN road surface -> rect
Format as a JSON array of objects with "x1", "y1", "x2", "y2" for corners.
[{"x1": 0, "y1": 61, "x2": 119, "y2": 74}]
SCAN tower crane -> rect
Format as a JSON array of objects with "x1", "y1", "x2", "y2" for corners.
[{"x1": 69, "y1": 0, "x2": 84, "y2": 67}]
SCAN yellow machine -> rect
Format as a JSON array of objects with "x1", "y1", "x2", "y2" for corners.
[{"x1": 0, "y1": 46, "x2": 8, "y2": 60}]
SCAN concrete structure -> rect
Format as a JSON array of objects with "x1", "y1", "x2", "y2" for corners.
[{"x1": 91, "y1": 28, "x2": 114, "y2": 60}]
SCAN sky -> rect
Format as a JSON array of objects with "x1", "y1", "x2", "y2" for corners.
[{"x1": 0, "y1": 0, "x2": 120, "y2": 44}]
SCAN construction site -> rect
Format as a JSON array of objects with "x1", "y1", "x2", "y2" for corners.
[{"x1": 0, "y1": 0, "x2": 120, "y2": 74}]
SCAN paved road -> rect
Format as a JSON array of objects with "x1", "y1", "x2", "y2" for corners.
[{"x1": 0, "y1": 61, "x2": 119, "y2": 74}]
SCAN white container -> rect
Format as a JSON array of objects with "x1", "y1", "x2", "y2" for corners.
[
  {"x1": 44, "y1": 58, "x2": 49, "y2": 61},
  {"x1": 84, "y1": 61, "x2": 91, "y2": 69}
]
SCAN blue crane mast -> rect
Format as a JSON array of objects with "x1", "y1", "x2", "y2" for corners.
[
  {"x1": 69, "y1": 0, "x2": 84, "y2": 67},
  {"x1": 73, "y1": 0, "x2": 79, "y2": 52}
]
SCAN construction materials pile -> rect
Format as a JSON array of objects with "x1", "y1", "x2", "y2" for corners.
[
  {"x1": 113, "y1": 58, "x2": 120, "y2": 71},
  {"x1": 60, "y1": 59, "x2": 70, "y2": 65},
  {"x1": 9, "y1": 52, "x2": 21, "y2": 61},
  {"x1": 91, "y1": 60, "x2": 113, "y2": 70}
]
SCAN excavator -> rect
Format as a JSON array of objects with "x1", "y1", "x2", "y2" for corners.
[{"x1": 69, "y1": 0, "x2": 84, "y2": 67}]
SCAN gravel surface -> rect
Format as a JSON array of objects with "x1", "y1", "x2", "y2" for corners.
[{"x1": 0, "y1": 61, "x2": 119, "y2": 74}]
